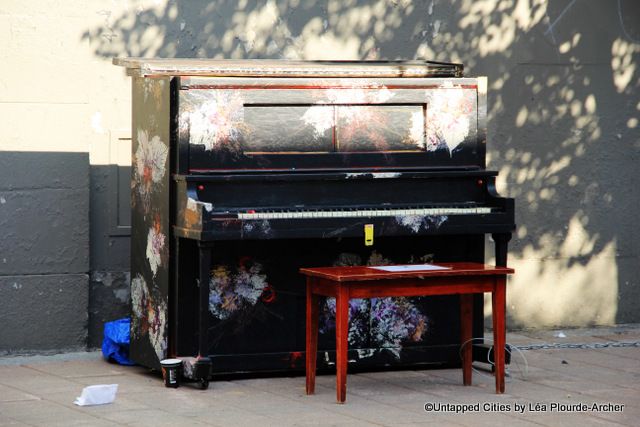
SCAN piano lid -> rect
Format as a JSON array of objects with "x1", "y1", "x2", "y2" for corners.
[{"x1": 112, "y1": 58, "x2": 463, "y2": 78}]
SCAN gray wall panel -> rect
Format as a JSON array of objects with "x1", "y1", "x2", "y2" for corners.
[
  {"x1": 0, "y1": 187, "x2": 89, "y2": 276},
  {"x1": 0, "y1": 274, "x2": 88, "y2": 354}
]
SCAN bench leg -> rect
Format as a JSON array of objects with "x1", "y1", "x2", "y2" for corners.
[
  {"x1": 460, "y1": 293, "x2": 473, "y2": 386},
  {"x1": 305, "y1": 280, "x2": 319, "y2": 395},
  {"x1": 492, "y1": 279, "x2": 506, "y2": 393},
  {"x1": 335, "y1": 286, "x2": 349, "y2": 403}
]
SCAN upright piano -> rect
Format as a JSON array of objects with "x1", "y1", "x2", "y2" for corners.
[{"x1": 114, "y1": 59, "x2": 514, "y2": 386}]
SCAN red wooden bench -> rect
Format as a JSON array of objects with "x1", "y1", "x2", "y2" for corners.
[{"x1": 300, "y1": 262, "x2": 514, "y2": 403}]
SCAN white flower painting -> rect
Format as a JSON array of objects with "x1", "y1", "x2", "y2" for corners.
[{"x1": 134, "y1": 129, "x2": 168, "y2": 210}]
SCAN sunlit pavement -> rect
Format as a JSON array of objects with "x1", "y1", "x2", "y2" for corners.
[{"x1": 1, "y1": 325, "x2": 639, "y2": 426}]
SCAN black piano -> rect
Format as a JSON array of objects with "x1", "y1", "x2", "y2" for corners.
[{"x1": 114, "y1": 59, "x2": 514, "y2": 387}]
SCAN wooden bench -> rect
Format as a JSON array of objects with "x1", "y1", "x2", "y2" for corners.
[{"x1": 300, "y1": 262, "x2": 514, "y2": 403}]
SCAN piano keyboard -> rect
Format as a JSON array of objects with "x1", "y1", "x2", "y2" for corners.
[{"x1": 237, "y1": 206, "x2": 493, "y2": 220}]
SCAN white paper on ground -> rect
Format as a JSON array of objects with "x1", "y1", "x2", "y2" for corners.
[
  {"x1": 74, "y1": 384, "x2": 118, "y2": 406},
  {"x1": 371, "y1": 264, "x2": 451, "y2": 272}
]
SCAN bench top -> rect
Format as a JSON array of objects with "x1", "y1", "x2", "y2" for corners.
[{"x1": 300, "y1": 262, "x2": 514, "y2": 282}]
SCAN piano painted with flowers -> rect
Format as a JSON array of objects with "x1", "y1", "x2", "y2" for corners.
[{"x1": 113, "y1": 58, "x2": 514, "y2": 388}]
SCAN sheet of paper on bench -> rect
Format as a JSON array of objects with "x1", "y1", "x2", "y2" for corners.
[{"x1": 371, "y1": 264, "x2": 451, "y2": 272}]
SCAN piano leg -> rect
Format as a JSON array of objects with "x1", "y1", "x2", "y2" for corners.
[
  {"x1": 492, "y1": 232, "x2": 512, "y2": 267},
  {"x1": 195, "y1": 243, "x2": 213, "y2": 389},
  {"x1": 170, "y1": 237, "x2": 180, "y2": 358},
  {"x1": 197, "y1": 244, "x2": 211, "y2": 358}
]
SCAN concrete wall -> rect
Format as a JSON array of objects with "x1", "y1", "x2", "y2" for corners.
[
  {"x1": 0, "y1": 153, "x2": 89, "y2": 352},
  {"x1": 0, "y1": 1, "x2": 131, "y2": 354},
  {"x1": 1, "y1": 0, "x2": 638, "y2": 353}
]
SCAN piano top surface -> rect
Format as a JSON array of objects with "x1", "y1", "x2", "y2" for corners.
[{"x1": 112, "y1": 58, "x2": 463, "y2": 78}]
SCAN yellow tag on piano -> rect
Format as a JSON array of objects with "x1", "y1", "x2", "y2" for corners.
[{"x1": 364, "y1": 224, "x2": 374, "y2": 246}]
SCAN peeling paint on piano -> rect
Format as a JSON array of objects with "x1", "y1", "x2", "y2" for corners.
[
  {"x1": 373, "y1": 172, "x2": 402, "y2": 179},
  {"x1": 183, "y1": 197, "x2": 213, "y2": 229},
  {"x1": 189, "y1": 197, "x2": 213, "y2": 212},
  {"x1": 345, "y1": 172, "x2": 368, "y2": 179},
  {"x1": 183, "y1": 197, "x2": 202, "y2": 229},
  {"x1": 395, "y1": 214, "x2": 448, "y2": 233},
  {"x1": 345, "y1": 172, "x2": 402, "y2": 179},
  {"x1": 143, "y1": 76, "x2": 167, "y2": 105},
  {"x1": 131, "y1": 274, "x2": 168, "y2": 361},
  {"x1": 134, "y1": 129, "x2": 168, "y2": 212}
]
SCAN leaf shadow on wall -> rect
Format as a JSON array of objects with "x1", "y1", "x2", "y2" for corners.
[{"x1": 82, "y1": 0, "x2": 640, "y2": 327}]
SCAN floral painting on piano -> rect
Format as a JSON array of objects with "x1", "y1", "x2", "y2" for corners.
[
  {"x1": 319, "y1": 251, "x2": 430, "y2": 358},
  {"x1": 131, "y1": 274, "x2": 167, "y2": 361},
  {"x1": 179, "y1": 90, "x2": 246, "y2": 151},
  {"x1": 179, "y1": 79, "x2": 480, "y2": 171},
  {"x1": 425, "y1": 85, "x2": 477, "y2": 154},
  {"x1": 202, "y1": 247, "x2": 439, "y2": 364},
  {"x1": 128, "y1": 76, "x2": 173, "y2": 369},
  {"x1": 133, "y1": 129, "x2": 168, "y2": 212},
  {"x1": 118, "y1": 60, "x2": 502, "y2": 375},
  {"x1": 207, "y1": 258, "x2": 273, "y2": 320}
]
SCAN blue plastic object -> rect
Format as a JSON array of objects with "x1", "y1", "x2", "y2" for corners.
[{"x1": 102, "y1": 318, "x2": 135, "y2": 365}]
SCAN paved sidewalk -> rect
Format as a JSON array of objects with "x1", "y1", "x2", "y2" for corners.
[{"x1": 1, "y1": 326, "x2": 639, "y2": 426}]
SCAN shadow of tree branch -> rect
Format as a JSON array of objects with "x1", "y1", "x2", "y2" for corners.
[{"x1": 86, "y1": 0, "x2": 640, "y2": 325}]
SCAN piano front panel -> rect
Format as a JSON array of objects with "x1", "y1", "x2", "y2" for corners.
[
  {"x1": 178, "y1": 79, "x2": 482, "y2": 172},
  {"x1": 175, "y1": 235, "x2": 485, "y2": 373}
]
